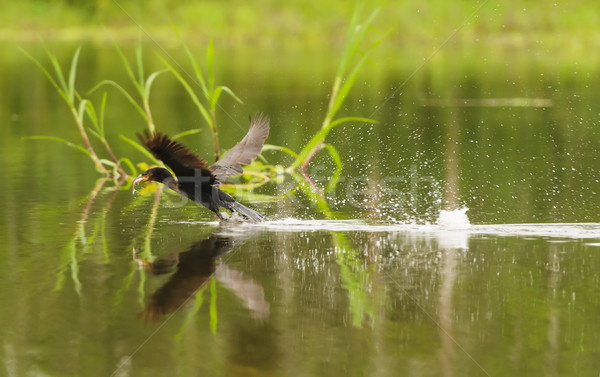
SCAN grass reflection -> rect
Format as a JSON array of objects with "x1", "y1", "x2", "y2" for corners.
[
  {"x1": 294, "y1": 169, "x2": 381, "y2": 327},
  {"x1": 54, "y1": 177, "x2": 108, "y2": 295}
]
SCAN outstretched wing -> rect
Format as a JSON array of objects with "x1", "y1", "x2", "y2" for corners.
[
  {"x1": 138, "y1": 130, "x2": 215, "y2": 179},
  {"x1": 210, "y1": 113, "x2": 270, "y2": 183}
]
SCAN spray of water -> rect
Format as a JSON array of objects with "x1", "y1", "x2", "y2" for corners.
[{"x1": 436, "y1": 208, "x2": 471, "y2": 230}]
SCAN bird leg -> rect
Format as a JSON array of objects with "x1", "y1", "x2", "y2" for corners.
[{"x1": 214, "y1": 210, "x2": 225, "y2": 221}]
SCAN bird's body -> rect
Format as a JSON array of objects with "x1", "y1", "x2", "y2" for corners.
[{"x1": 133, "y1": 113, "x2": 269, "y2": 222}]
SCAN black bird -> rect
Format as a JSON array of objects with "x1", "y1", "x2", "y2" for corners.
[{"x1": 132, "y1": 113, "x2": 269, "y2": 221}]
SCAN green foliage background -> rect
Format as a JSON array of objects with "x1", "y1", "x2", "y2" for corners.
[{"x1": 4, "y1": 0, "x2": 600, "y2": 60}]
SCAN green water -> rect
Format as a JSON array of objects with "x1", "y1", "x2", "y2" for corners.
[{"x1": 1, "y1": 40, "x2": 600, "y2": 376}]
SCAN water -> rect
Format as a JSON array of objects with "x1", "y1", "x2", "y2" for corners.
[{"x1": 2, "y1": 41, "x2": 600, "y2": 376}]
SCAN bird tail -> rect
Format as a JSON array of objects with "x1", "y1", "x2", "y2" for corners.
[{"x1": 228, "y1": 201, "x2": 264, "y2": 222}]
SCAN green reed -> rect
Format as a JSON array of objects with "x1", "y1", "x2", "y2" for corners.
[
  {"x1": 161, "y1": 33, "x2": 243, "y2": 162},
  {"x1": 21, "y1": 45, "x2": 133, "y2": 178},
  {"x1": 21, "y1": 4, "x2": 381, "y2": 204},
  {"x1": 21, "y1": 46, "x2": 106, "y2": 174},
  {"x1": 291, "y1": 7, "x2": 380, "y2": 176}
]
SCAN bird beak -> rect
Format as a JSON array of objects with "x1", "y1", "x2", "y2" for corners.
[{"x1": 132, "y1": 174, "x2": 149, "y2": 193}]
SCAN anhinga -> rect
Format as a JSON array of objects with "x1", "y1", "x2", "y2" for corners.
[{"x1": 132, "y1": 113, "x2": 269, "y2": 222}]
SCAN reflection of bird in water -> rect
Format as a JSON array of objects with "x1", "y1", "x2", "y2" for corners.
[
  {"x1": 132, "y1": 113, "x2": 269, "y2": 222},
  {"x1": 140, "y1": 230, "x2": 270, "y2": 321}
]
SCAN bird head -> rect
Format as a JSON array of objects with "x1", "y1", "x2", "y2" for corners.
[{"x1": 132, "y1": 167, "x2": 174, "y2": 192}]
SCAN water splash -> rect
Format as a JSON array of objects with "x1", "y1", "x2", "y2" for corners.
[
  {"x1": 436, "y1": 208, "x2": 471, "y2": 230},
  {"x1": 175, "y1": 215, "x2": 600, "y2": 240}
]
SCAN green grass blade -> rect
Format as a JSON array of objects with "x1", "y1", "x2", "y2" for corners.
[
  {"x1": 328, "y1": 53, "x2": 371, "y2": 120},
  {"x1": 207, "y1": 38, "x2": 215, "y2": 93},
  {"x1": 43, "y1": 44, "x2": 70, "y2": 102},
  {"x1": 87, "y1": 127, "x2": 102, "y2": 142},
  {"x1": 295, "y1": 127, "x2": 330, "y2": 164},
  {"x1": 172, "y1": 128, "x2": 201, "y2": 141},
  {"x1": 120, "y1": 134, "x2": 161, "y2": 165},
  {"x1": 84, "y1": 99, "x2": 98, "y2": 129},
  {"x1": 113, "y1": 43, "x2": 135, "y2": 80},
  {"x1": 118, "y1": 157, "x2": 138, "y2": 176},
  {"x1": 89, "y1": 80, "x2": 148, "y2": 122},
  {"x1": 211, "y1": 86, "x2": 222, "y2": 108},
  {"x1": 295, "y1": 117, "x2": 376, "y2": 166},
  {"x1": 143, "y1": 70, "x2": 166, "y2": 99},
  {"x1": 26, "y1": 136, "x2": 91, "y2": 156},
  {"x1": 99, "y1": 159, "x2": 118, "y2": 169},
  {"x1": 99, "y1": 92, "x2": 107, "y2": 136},
  {"x1": 262, "y1": 144, "x2": 300, "y2": 159},
  {"x1": 159, "y1": 56, "x2": 212, "y2": 125},
  {"x1": 339, "y1": 8, "x2": 379, "y2": 78},
  {"x1": 328, "y1": 116, "x2": 378, "y2": 128},
  {"x1": 178, "y1": 34, "x2": 208, "y2": 96},
  {"x1": 113, "y1": 43, "x2": 144, "y2": 96},
  {"x1": 19, "y1": 47, "x2": 69, "y2": 104},
  {"x1": 78, "y1": 99, "x2": 96, "y2": 134},
  {"x1": 326, "y1": 7, "x2": 380, "y2": 122},
  {"x1": 336, "y1": 4, "x2": 363, "y2": 78},
  {"x1": 217, "y1": 86, "x2": 244, "y2": 104},
  {"x1": 323, "y1": 143, "x2": 342, "y2": 192},
  {"x1": 67, "y1": 46, "x2": 81, "y2": 103},
  {"x1": 292, "y1": 173, "x2": 335, "y2": 218},
  {"x1": 136, "y1": 43, "x2": 144, "y2": 87}
]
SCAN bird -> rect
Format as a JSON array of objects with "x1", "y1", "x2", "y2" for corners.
[{"x1": 132, "y1": 113, "x2": 269, "y2": 222}]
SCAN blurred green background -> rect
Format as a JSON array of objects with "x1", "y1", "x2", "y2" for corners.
[{"x1": 3, "y1": 0, "x2": 600, "y2": 56}]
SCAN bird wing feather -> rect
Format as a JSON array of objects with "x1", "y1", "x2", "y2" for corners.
[
  {"x1": 138, "y1": 130, "x2": 215, "y2": 179},
  {"x1": 210, "y1": 113, "x2": 270, "y2": 183}
]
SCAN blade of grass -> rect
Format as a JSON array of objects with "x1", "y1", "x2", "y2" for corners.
[
  {"x1": 172, "y1": 26, "x2": 209, "y2": 96},
  {"x1": 328, "y1": 116, "x2": 378, "y2": 128},
  {"x1": 24, "y1": 46, "x2": 108, "y2": 173},
  {"x1": 328, "y1": 53, "x2": 371, "y2": 119},
  {"x1": 172, "y1": 128, "x2": 201, "y2": 141},
  {"x1": 99, "y1": 92, "x2": 107, "y2": 137},
  {"x1": 78, "y1": 99, "x2": 89, "y2": 126},
  {"x1": 143, "y1": 70, "x2": 167, "y2": 99},
  {"x1": 118, "y1": 157, "x2": 138, "y2": 176},
  {"x1": 18, "y1": 47, "x2": 69, "y2": 103},
  {"x1": 262, "y1": 144, "x2": 301, "y2": 160},
  {"x1": 136, "y1": 44, "x2": 145, "y2": 88},
  {"x1": 84, "y1": 100, "x2": 99, "y2": 134},
  {"x1": 67, "y1": 46, "x2": 82, "y2": 104},
  {"x1": 292, "y1": 7, "x2": 381, "y2": 172},
  {"x1": 323, "y1": 143, "x2": 343, "y2": 192},
  {"x1": 121, "y1": 134, "x2": 161, "y2": 165},
  {"x1": 159, "y1": 55, "x2": 212, "y2": 125},
  {"x1": 207, "y1": 39, "x2": 215, "y2": 94},
  {"x1": 43, "y1": 44, "x2": 70, "y2": 104},
  {"x1": 26, "y1": 136, "x2": 91, "y2": 156},
  {"x1": 99, "y1": 159, "x2": 118, "y2": 168},
  {"x1": 212, "y1": 86, "x2": 244, "y2": 107},
  {"x1": 113, "y1": 42, "x2": 145, "y2": 98},
  {"x1": 89, "y1": 80, "x2": 148, "y2": 122}
]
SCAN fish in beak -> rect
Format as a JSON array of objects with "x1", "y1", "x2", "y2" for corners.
[{"x1": 132, "y1": 174, "x2": 149, "y2": 193}]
